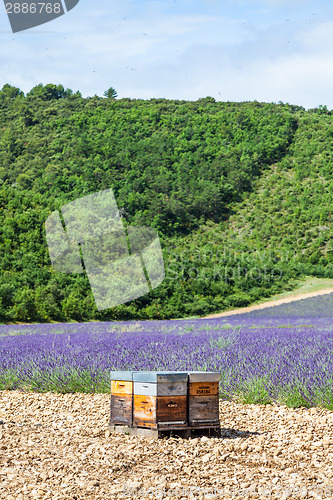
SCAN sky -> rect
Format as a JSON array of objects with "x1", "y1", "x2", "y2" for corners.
[{"x1": 0, "y1": 0, "x2": 333, "y2": 109}]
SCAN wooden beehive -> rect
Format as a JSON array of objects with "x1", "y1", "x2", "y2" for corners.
[
  {"x1": 132, "y1": 371, "x2": 188, "y2": 429},
  {"x1": 187, "y1": 372, "x2": 220, "y2": 427},
  {"x1": 110, "y1": 371, "x2": 133, "y2": 426}
]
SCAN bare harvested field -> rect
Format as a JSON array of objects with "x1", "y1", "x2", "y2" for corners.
[{"x1": 1, "y1": 391, "x2": 333, "y2": 499}]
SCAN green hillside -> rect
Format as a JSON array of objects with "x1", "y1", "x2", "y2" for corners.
[{"x1": 0, "y1": 83, "x2": 331, "y2": 322}]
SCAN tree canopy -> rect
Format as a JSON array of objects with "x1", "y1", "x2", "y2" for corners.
[
  {"x1": 0, "y1": 85, "x2": 331, "y2": 322},
  {"x1": 103, "y1": 87, "x2": 118, "y2": 99}
]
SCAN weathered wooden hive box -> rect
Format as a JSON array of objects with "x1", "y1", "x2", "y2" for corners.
[
  {"x1": 109, "y1": 370, "x2": 221, "y2": 436},
  {"x1": 133, "y1": 371, "x2": 188, "y2": 429},
  {"x1": 187, "y1": 371, "x2": 220, "y2": 427},
  {"x1": 110, "y1": 371, "x2": 133, "y2": 426}
]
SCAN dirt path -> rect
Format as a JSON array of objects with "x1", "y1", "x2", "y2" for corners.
[{"x1": 203, "y1": 288, "x2": 333, "y2": 319}]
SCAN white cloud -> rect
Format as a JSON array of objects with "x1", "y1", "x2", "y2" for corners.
[{"x1": 0, "y1": 0, "x2": 332, "y2": 108}]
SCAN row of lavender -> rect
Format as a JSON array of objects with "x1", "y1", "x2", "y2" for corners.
[{"x1": 0, "y1": 292, "x2": 332, "y2": 409}]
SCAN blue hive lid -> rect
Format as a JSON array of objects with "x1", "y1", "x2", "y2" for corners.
[
  {"x1": 132, "y1": 371, "x2": 188, "y2": 383},
  {"x1": 110, "y1": 370, "x2": 133, "y2": 381},
  {"x1": 188, "y1": 371, "x2": 220, "y2": 382}
]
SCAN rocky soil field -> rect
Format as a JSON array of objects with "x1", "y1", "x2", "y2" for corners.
[{"x1": 0, "y1": 390, "x2": 333, "y2": 499}]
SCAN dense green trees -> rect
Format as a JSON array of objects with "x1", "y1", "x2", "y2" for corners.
[
  {"x1": 26, "y1": 83, "x2": 77, "y2": 101},
  {"x1": 0, "y1": 86, "x2": 331, "y2": 322},
  {"x1": 103, "y1": 87, "x2": 118, "y2": 99}
]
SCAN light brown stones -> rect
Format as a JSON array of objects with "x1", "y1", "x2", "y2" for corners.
[{"x1": 1, "y1": 390, "x2": 333, "y2": 499}]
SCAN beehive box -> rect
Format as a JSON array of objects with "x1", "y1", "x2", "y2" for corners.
[
  {"x1": 187, "y1": 371, "x2": 220, "y2": 427},
  {"x1": 110, "y1": 371, "x2": 133, "y2": 426},
  {"x1": 132, "y1": 371, "x2": 188, "y2": 429}
]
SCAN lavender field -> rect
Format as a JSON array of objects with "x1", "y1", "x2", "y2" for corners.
[{"x1": 0, "y1": 293, "x2": 333, "y2": 409}]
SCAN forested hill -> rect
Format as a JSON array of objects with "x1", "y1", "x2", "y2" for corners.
[{"x1": 0, "y1": 83, "x2": 332, "y2": 322}]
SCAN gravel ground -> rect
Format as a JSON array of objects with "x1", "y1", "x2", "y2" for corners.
[{"x1": 1, "y1": 391, "x2": 333, "y2": 499}]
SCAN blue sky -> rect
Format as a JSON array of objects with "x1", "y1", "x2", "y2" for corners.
[{"x1": 1, "y1": 0, "x2": 333, "y2": 108}]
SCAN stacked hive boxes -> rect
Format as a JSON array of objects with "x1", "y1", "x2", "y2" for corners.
[
  {"x1": 110, "y1": 370, "x2": 220, "y2": 432},
  {"x1": 110, "y1": 371, "x2": 133, "y2": 425},
  {"x1": 133, "y1": 371, "x2": 188, "y2": 429},
  {"x1": 187, "y1": 371, "x2": 220, "y2": 427}
]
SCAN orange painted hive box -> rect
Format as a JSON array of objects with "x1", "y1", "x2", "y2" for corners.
[
  {"x1": 110, "y1": 371, "x2": 133, "y2": 426},
  {"x1": 132, "y1": 371, "x2": 188, "y2": 429}
]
